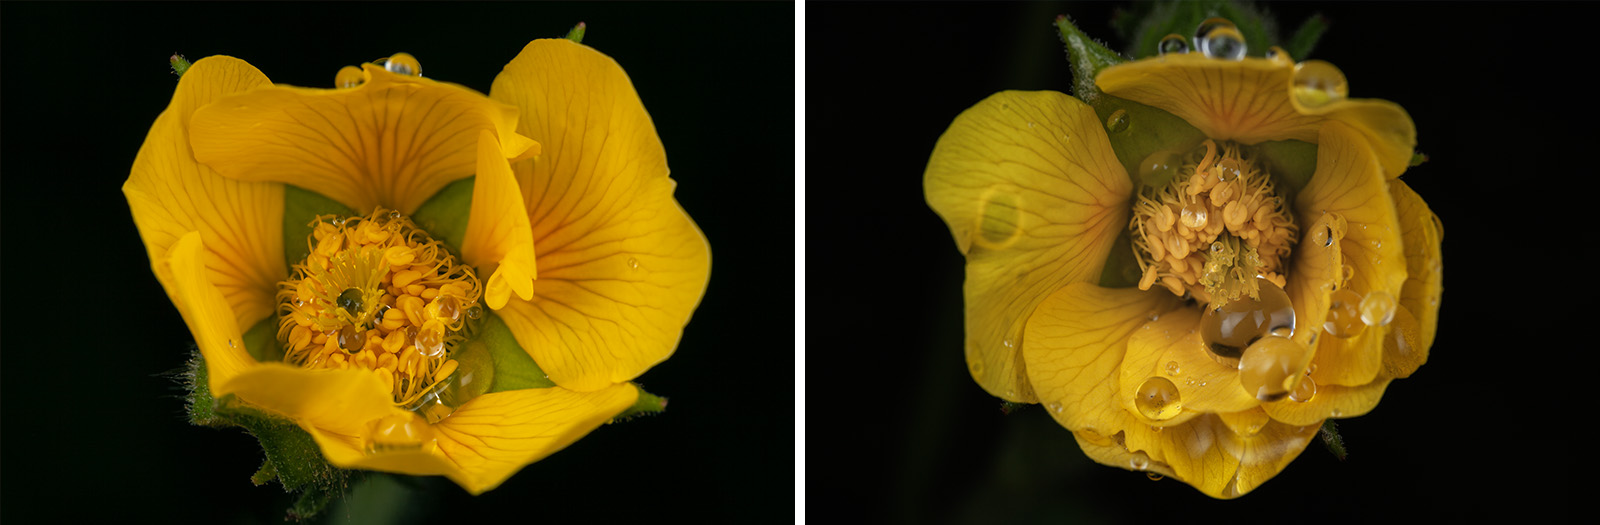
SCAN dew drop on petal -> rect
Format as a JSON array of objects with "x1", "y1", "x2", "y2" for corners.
[
  {"x1": 1289, "y1": 372, "x2": 1317, "y2": 402},
  {"x1": 1200, "y1": 26, "x2": 1247, "y2": 61},
  {"x1": 1130, "y1": 455, "x2": 1149, "y2": 471},
  {"x1": 385, "y1": 52, "x2": 422, "y2": 76},
  {"x1": 1292, "y1": 60, "x2": 1349, "y2": 108},
  {"x1": 1265, "y1": 46, "x2": 1291, "y2": 64},
  {"x1": 1201, "y1": 277, "x2": 1295, "y2": 362},
  {"x1": 335, "y1": 65, "x2": 364, "y2": 89},
  {"x1": 1147, "y1": 472, "x2": 1164, "y2": 481},
  {"x1": 1165, "y1": 361, "x2": 1181, "y2": 376},
  {"x1": 1239, "y1": 335, "x2": 1310, "y2": 402},
  {"x1": 1359, "y1": 290, "x2": 1397, "y2": 327},
  {"x1": 1135, "y1": 377, "x2": 1182, "y2": 421},
  {"x1": 1105, "y1": 109, "x2": 1129, "y2": 133},
  {"x1": 1324, "y1": 289, "x2": 1366, "y2": 338},
  {"x1": 1158, "y1": 33, "x2": 1189, "y2": 55}
]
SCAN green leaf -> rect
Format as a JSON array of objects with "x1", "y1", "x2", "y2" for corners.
[
  {"x1": 281, "y1": 184, "x2": 355, "y2": 270},
  {"x1": 1055, "y1": 15, "x2": 1126, "y2": 105},
  {"x1": 410, "y1": 176, "x2": 474, "y2": 255},
  {"x1": 1286, "y1": 13, "x2": 1328, "y2": 61},
  {"x1": 565, "y1": 22, "x2": 587, "y2": 43},
  {"x1": 1319, "y1": 419, "x2": 1347, "y2": 461},
  {"x1": 479, "y1": 312, "x2": 556, "y2": 392}
]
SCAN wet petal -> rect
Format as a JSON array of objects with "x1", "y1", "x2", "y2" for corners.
[
  {"x1": 1295, "y1": 121, "x2": 1406, "y2": 387},
  {"x1": 1263, "y1": 376, "x2": 1392, "y2": 426},
  {"x1": 1285, "y1": 213, "x2": 1345, "y2": 349},
  {"x1": 165, "y1": 232, "x2": 257, "y2": 394},
  {"x1": 432, "y1": 383, "x2": 636, "y2": 494},
  {"x1": 490, "y1": 39, "x2": 710, "y2": 391},
  {"x1": 221, "y1": 362, "x2": 400, "y2": 436},
  {"x1": 1119, "y1": 412, "x2": 1318, "y2": 499},
  {"x1": 190, "y1": 64, "x2": 531, "y2": 215},
  {"x1": 1321, "y1": 100, "x2": 1417, "y2": 180},
  {"x1": 1123, "y1": 308, "x2": 1259, "y2": 417},
  {"x1": 125, "y1": 56, "x2": 284, "y2": 332},
  {"x1": 1096, "y1": 54, "x2": 1321, "y2": 145},
  {"x1": 927, "y1": 90, "x2": 1132, "y2": 401},
  {"x1": 1389, "y1": 180, "x2": 1443, "y2": 351},
  {"x1": 461, "y1": 130, "x2": 537, "y2": 309},
  {"x1": 1023, "y1": 282, "x2": 1181, "y2": 431}
]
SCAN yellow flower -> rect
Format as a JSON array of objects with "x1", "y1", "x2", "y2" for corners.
[
  {"x1": 925, "y1": 30, "x2": 1440, "y2": 497},
  {"x1": 124, "y1": 40, "x2": 710, "y2": 495}
]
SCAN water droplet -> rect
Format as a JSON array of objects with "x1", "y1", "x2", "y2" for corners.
[
  {"x1": 1193, "y1": 17, "x2": 1235, "y2": 43},
  {"x1": 976, "y1": 187, "x2": 1023, "y2": 248},
  {"x1": 1129, "y1": 455, "x2": 1149, "y2": 471},
  {"x1": 1180, "y1": 202, "x2": 1209, "y2": 229},
  {"x1": 1292, "y1": 60, "x2": 1349, "y2": 108},
  {"x1": 1158, "y1": 33, "x2": 1189, "y2": 55},
  {"x1": 1239, "y1": 335, "x2": 1310, "y2": 402},
  {"x1": 1359, "y1": 290, "x2": 1397, "y2": 327},
  {"x1": 1146, "y1": 472, "x2": 1164, "y2": 481},
  {"x1": 626, "y1": 257, "x2": 640, "y2": 270},
  {"x1": 1323, "y1": 289, "x2": 1365, "y2": 338},
  {"x1": 337, "y1": 288, "x2": 364, "y2": 315},
  {"x1": 1134, "y1": 377, "x2": 1182, "y2": 421},
  {"x1": 335, "y1": 65, "x2": 364, "y2": 89},
  {"x1": 228, "y1": 339, "x2": 237, "y2": 348},
  {"x1": 1165, "y1": 361, "x2": 1181, "y2": 376},
  {"x1": 1289, "y1": 372, "x2": 1317, "y2": 403},
  {"x1": 1105, "y1": 109, "x2": 1129, "y2": 133},
  {"x1": 464, "y1": 305, "x2": 484, "y2": 320},
  {"x1": 366, "y1": 412, "x2": 435, "y2": 453},
  {"x1": 1138, "y1": 150, "x2": 1183, "y2": 188},
  {"x1": 1330, "y1": 408, "x2": 1343, "y2": 418},
  {"x1": 1002, "y1": 339, "x2": 1014, "y2": 348},
  {"x1": 385, "y1": 52, "x2": 422, "y2": 76},
  {"x1": 969, "y1": 360, "x2": 985, "y2": 378},
  {"x1": 1199, "y1": 26, "x2": 1247, "y2": 61},
  {"x1": 337, "y1": 324, "x2": 366, "y2": 352},
  {"x1": 1047, "y1": 402, "x2": 1063, "y2": 414},
  {"x1": 1201, "y1": 277, "x2": 1295, "y2": 364},
  {"x1": 1265, "y1": 46, "x2": 1291, "y2": 64}
]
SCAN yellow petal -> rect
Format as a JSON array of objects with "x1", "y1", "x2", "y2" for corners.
[
  {"x1": 1122, "y1": 307, "x2": 1260, "y2": 417},
  {"x1": 165, "y1": 232, "x2": 258, "y2": 394},
  {"x1": 1322, "y1": 100, "x2": 1417, "y2": 179},
  {"x1": 124, "y1": 56, "x2": 284, "y2": 333},
  {"x1": 190, "y1": 64, "x2": 531, "y2": 215},
  {"x1": 219, "y1": 362, "x2": 399, "y2": 437},
  {"x1": 926, "y1": 91, "x2": 1132, "y2": 402},
  {"x1": 1118, "y1": 412, "x2": 1319, "y2": 499},
  {"x1": 1285, "y1": 213, "x2": 1345, "y2": 350},
  {"x1": 461, "y1": 130, "x2": 537, "y2": 309},
  {"x1": 1295, "y1": 121, "x2": 1406, "y2": 387},
  {"x1": 1023, "y1": 282, "x2": 1182, "y2": 432},
  {"x1": 1263, "y1": 376, "x2": 1393, "y2": 426},
  {"x1": 432, "y1": 383, "x2": 637, "y2": 494},
  {"x1": 490, "y1": 39, "x2": 710, "y2": 391},
  {"x1": 1388, "y1": 179, "x2": 1443, "y2": 351},
  {"x1": 1096, "y1": 54, "x2": 1322, "y2": 145}
]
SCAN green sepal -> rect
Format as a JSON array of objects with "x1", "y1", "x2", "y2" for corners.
[
  {"x1": 1095, "y1": 95, "x2": 1206, "y2": 191},
  {"x1": 1096, "y1": 229, "x2": 1142, "y2": 289},
  {"x1": 170, "y1": 53, "x2": 191, "y2": 78},
  {"x1": 566, "y1": 22, "x2": 587, "y2": 43},
  {"x1": 410, "y1": 176, "x2": 474, "y2": 255},
  {"x1": 1126, "y1": 0, "x2": 1275, "y2": 60},
  {"x1": 242, "y1": 317, "x2": 284, "y2": 363},
  {"x1": 1254, "y1": 139, "x2": 1318, "y2": 199},
  {"x1": 479, "y1": 312, "x2": 557, "y2": 392},
  {"x1": 1055, "y1": 15, "x2": 1126, "y2": 105},
  {"x1": 1285, "y1": 13, "x2": 1328, "y2": 61},
  {"x1": 999, "y1": 401, "x2": 1030, "y2": 415},
  {"x1": 611, "y1": 386, "x2": 667, "y2": 422},
  {"x1": 286, "y1": 484, "x2": 338, "y2": 522},
  {"x1": 1319, "y1": 419, "x2": 1348, "y2": 461},
  {"x1": 1409, "y1": 151, "x2": 1429, "y2": 167},
  {"x1": 281, "y1": 184, "x2": 355, "y2": 270}
]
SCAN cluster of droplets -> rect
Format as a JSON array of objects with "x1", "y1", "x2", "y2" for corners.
[
  {"x1": 1156, "y1": 17, "x2": 1352, "y2": 109},
  {"x1": 335, "y1": 52, "x2": 423, "y2": 89}
]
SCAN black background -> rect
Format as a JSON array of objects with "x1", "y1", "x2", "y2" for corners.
[
  {"x1": 808, "y1": 1, "x2": 1578, "y2": 523},
  {"x1": 2, "y1": 2, "x2": 793, "y2": 523}
]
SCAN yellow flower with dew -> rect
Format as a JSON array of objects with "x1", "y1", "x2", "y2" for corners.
[
  {"x1": 125, "y1": 37, "x2": 710, "y2": 496},
  {"x1": 925, "y1": 15, "x2": 1440, "y2": 498}
]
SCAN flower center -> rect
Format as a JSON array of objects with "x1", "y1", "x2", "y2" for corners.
[
  {"x1": 1129, "y1": 140, "x2": 1298, "y2": 307},
  {"x1": 275, "y1": 208, "x2": 487, "y2": 416}
]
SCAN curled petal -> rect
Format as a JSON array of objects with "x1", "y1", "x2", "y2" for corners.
[
  {"x1": 125, "y1": 56, "x2": 283, "y2": 332},
  {"x1": 462, "y1": 130, "x2": 537, "y2": 310},
  {"x1": 927, "y1": 91, "x2": 1132, "y2": 402},
  {"x1": 165, "y1": 232, "x2": 257, "y2": 394},
  {"x1": 1388, "y1": 180, "x2": 1443, "y2": 351}
]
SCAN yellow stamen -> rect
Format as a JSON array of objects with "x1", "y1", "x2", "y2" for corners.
[
  {"x1": 1128, "y1": 140, "x2": 1298, "y2": 306},
  {"x1": 276, "y1": 208, "x2": 484, "y2": 407}
]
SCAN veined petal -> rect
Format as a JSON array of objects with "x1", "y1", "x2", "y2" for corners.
[
  {"x1": 1123, "y1": 308, "x2": 1259, "y2": 417},
  {"x1": 927, "y1": 91, "x2": 1132, "y2": 402},
  {"x1": 1389, "y1": 180, "x2": 1443, "y2": 351},
  {"x1": 165, "y1": 232, "x2": 257, "y2": 394},
  {"x1": 432, "y1": 383, "x2": 637, "y2": 494},
  {"x1": 490, "y1": 39, "x2": 710, "y2": 391},
  {"x1": 190, "y1": 64, "x2": 531, "y2": 215},
  {"x1": 1096, "y1": 54, "x2": 1321, "y2": 146},
  {"x1": 220, "y1": 362, "x2": 400, "y2": 437},
  {"x1": 1285, "y1": 212, "x2": 1345, "y2": 350},
  {"x1": 1263, "y1": 376, "x2": 1393, "y2": 426},
  {"x1": 1119, "y1": 412, "x2": 1319, "y2": 499},
  {"x1": 1295, "y1": 121, "x2": 1406, "y2": 387},
  {"x1": 1024, "y1": 283, "x2": 1181, "y2": 432},
  {"x1": 1320, "y1": 100, "x2": 1417, "y2": 179},
  {"x1": 462, "y1": 130, "x2": 537, "y2": 310},
  {"x1": 124, "y1": 56, "x2": 284, "y2": 333}
]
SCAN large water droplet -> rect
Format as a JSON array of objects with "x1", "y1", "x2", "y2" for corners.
[
  {"x1": 1239, "y1": 335, "x2": 1310, "y2": 402},
  {"x1": 335, "y1": 65, "x2": 364, "y2": 89},
  {"x1": 1199, "y1": 26, "x2": 1247, "y2": 61},
  {"x1": 366, "y1": 412, "x2": 435, "y2": 453},
  {"x1": 976, "y1": 187, "x2": 1023, "y2": 248},
  {"x1": 1292, "y1": 60, "x2": 1349, "y2": 108},
  {"x1": 1130, "y1": 455, "x2": 1149, "y2": 471},
  {"x1": 1134, "y1": 377, "x2": 1182, "y2": 421},
  {"x1": 405, "y1": 342, "x2": 494, "y2": 423},
  {"x1": 1324, "y1": 289, "x2": 1366, "y2": 338},
  {"x1": 1193, "y1": 17, "x2": 1235, "y2": 43},
  {"x1": 1158, "y1": 33, "x2": 1189, "y2": 55},
  {"x1": 1359, "y1": 290, "x2": 1397, "y2": 327},
  {"x1": 1201, "y1": 277, "x2": 1296, "y2": 363},
  {"x1": 1180, "y1": 202, "x2": 1209, "y2": 229},
  {"x1": 385, "y1": 52, "x2": 422, "y2": 76},
  {"x1": 1105, "y1": 109, "x2": 1129, "y2": 133},
  {"x1": 1289, "y1": 371, "x2": 1317, "y2": 403}
]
